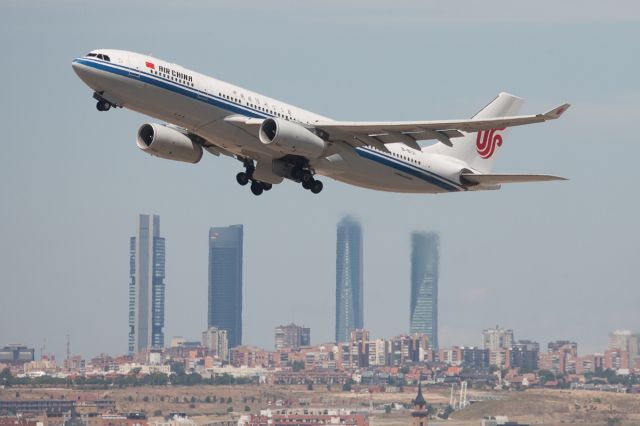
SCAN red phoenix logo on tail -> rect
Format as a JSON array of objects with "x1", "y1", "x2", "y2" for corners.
[{"x1": 476, "y1": 128, "x2": 505, "y2": 159}]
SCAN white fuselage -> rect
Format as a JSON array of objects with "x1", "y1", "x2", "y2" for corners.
[{"x1": 72, "y1": 49, "x2": 467, "y2": 193}]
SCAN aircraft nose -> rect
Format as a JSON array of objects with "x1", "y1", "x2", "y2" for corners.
[
  {"x1": 71, "y1": 59, "x2": 81, "y2": 73},
  {"x1": 71, "y1": 58, "x2": 95, "y2": 87}
]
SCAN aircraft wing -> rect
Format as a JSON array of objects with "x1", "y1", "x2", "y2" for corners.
[
  {"x1": 314, "y1": 103, "x2": 570, "y2": 151},
  {"x1": 461, "y1": 173, "x2": 567, "y2": 185}
]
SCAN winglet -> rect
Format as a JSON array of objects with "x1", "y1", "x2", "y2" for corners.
[{"x1": 543, "y1": 103, "x2": 571, "y2": 120}]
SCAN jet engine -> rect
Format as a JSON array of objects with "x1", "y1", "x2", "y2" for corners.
[
  {"x1": 258, "y1": 118, "x2": 326, "y2": 158},
  {"x1": 136, "y1": 123, "x2": 203, "y2": 164}
]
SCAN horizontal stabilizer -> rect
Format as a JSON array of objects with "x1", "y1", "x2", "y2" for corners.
[{"x1": 461, "y1": 173, "x2": 567, "y2": 185}]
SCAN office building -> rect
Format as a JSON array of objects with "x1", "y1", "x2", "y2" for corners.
[
  {"x1": 509, "y1": 340, "x2": 540, "y2": 371},
  {"x1": 460, "y1": 346, "x2": 490, "y2": 370},
  {"x1": 202, "y1": 326, "x2": 229, "y2": 361},
  {"x1": 275, "y1": 323, "x2": 311, "y2": 350},
  {"x1": 208, "y1": 225, "x2": 243, "y2": 349},
  {"x1": 335, "y1": 216, "x2": 363, "y2": 343},
  {"x1": 129, "y1": 214, "x2": 165, "y2": 354},
  {"x1": 0, "y1": 344, "x2": 35, "y2": 365},
  {"x1": 410, "y1": 232, "x2": 439, "y2": 349},
  {"x1": 482, "y1": 326, "x2": 514, "y2": 351},
  {"x1": 608, "y1": 329, "x2": 639, "y2": 369}
]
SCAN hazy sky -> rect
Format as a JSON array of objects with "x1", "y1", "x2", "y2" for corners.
[{"x1": 1, "y1": 0, "x2": 639, "y2": 360}]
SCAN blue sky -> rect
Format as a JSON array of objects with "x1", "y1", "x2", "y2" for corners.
[{"x1": 0, "y1": 0, "x2": 639, "y2": 359}]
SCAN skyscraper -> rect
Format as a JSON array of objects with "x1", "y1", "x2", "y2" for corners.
[
  {"x1": 208, "y1": 225, "x2": 243, "y2": 349},
  {"x1": 410, "y1": 232, "x2": 439, "y2": 349},
  {"x1": 129, "y1": 214, "x2": 165, "y2": 354},
  {"x1": 335, "y1": 216, "x2": 363, "y2": 343}
]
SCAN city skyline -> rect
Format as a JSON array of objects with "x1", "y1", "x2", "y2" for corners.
[
  {"x1": 128, "y1": 214, "x2": 165, "y2": 353},
  {"x1": 2, "y1": 1, "x2": 639, "y2": 361},
  {"x1": 208, "y1": 225, "x2": 244, "y2": 349},
  {"x1": 335, "y1": 216, "x2": 364, "y2": 343}
]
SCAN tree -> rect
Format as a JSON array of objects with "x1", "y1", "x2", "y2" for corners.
[
  {"x1": 204, "y1": 396, "x2": 212, "y2": 403},
  {"x1": 307, "y1": 383, "x2": 314, "y2": 391},
  {"x1": 226, "y1": 407, "x2": 233, "y2": 413},
  {"x1": 244, "y1": 405, "x2": 251, "y2": 412},
  {"x1": 0, "y1": 368, "x2": 13, "y2": 387},
  {"x1": 169, "y1": 362, "x2": 186, "y2": 376},
  {"x1": 342, "y1": 382, "x2": 352, "y2": 392},
  {"x1": 226, "y1": 397, "x2": 232, "y2": 404},
  {"x1": 143, "y1": 396, "x2": 150, "y2": 402},
  {"x1": 538, "y1": 369, "x2": 555, "y2": 384}
]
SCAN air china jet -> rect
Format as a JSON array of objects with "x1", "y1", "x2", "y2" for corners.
[{"x1": 72, "y1": 49, "x2": 569, "y2": 196}]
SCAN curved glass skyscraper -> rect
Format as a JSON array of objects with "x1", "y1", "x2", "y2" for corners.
[
  {"x1": 335, "y1": 216, "x2": 363, "y2": 343},
  {"x1": 410, "y1": 232, "x2": 439, "y2": 349}
]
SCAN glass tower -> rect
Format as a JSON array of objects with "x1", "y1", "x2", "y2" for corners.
[
  {"x1": 335, "y1": 216, "x2": 363, "y2": 343},
  {"x1": 410, "y1": 232, "x2": 439, "y2": 349},
  {"x1": 129, "y1": 214, "x2": 165, "y2": 354},
  {"x1": 208, "y1": 225, "x2": 243, "y2": 349}
]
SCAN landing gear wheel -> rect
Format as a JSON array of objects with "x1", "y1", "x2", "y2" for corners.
[
  {"x1": 236, "y1": 172, "x2": 249, "y2": 186},
  {"x1": 262, "y1": 182, "x2": 272, "y2": 191},
  {"x1": 96, "y1": 100, "x2": 111, "y2": 111},
  {"x1": 250, "y1": 181, "x2": 264, "y2": 196},
  {"x1": 311, "y1": 180, "x2": 323, "y2": 194},
  {"x1": 302, "y1": 179, "x2": 313, "y2": 190}
]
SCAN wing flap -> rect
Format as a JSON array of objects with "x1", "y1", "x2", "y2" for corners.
[
  {"x1": 461, "y1": 173, "x2": 567, "y2": 185},
  {"x1": 316, "y1": 102, "x2": 570, "y2": 147}
]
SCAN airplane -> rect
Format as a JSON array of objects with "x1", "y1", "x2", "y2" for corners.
[{"x1": 72, "y1": 49, "x2": 570, "y2": 196}]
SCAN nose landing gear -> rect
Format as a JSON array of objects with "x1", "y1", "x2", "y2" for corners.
[{"x1": 93, "y1": 92, "x2": 115, "y2": 112}]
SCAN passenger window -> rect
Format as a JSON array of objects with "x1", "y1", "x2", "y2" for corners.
[{"x1": 103, "y1": 55, "x2": 111, "y2": 62}]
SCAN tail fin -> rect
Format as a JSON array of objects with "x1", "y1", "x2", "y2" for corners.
[{"x1": 428, "y1": 92, "x2": 524, "y2": 174}]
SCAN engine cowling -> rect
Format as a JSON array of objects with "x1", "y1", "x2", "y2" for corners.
[
  {"x1": 136, "y1": 123, "x2": 203, "y2": 164},
  {"x1": 258, "y1": 118, "x2": 326, "y2": 158}
]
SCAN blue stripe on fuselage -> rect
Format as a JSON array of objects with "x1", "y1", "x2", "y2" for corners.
[{"x1": 356, "y1": 147, "x2": 463, "y2": 192}]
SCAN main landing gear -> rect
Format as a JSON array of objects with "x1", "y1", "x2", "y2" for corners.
[
  {"x1": 236, "y1": 163, "x2": 272, "y2": 196},
  {"x1": 294, "y1": 167, "x2": 323, "y2": 194}
]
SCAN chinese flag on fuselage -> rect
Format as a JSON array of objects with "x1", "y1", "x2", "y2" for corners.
[{"x1": 145, "y1": 61, "x2": 155, "y2": 70}]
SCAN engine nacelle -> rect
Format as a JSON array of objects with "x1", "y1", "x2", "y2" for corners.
[
  {"x1": 258, "y1": 118, "x2": 326, "y2": 158},
  {"x1": 136, "y1": 123, "x2": 203, "y2": 164}
]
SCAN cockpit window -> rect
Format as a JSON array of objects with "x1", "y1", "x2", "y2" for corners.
[
  {"x1": 87, "y1": 53, "x2": 97, "y2": 57},
  {"x1": 92, "y1": 54, "x2": 111, "y2": 61}
]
